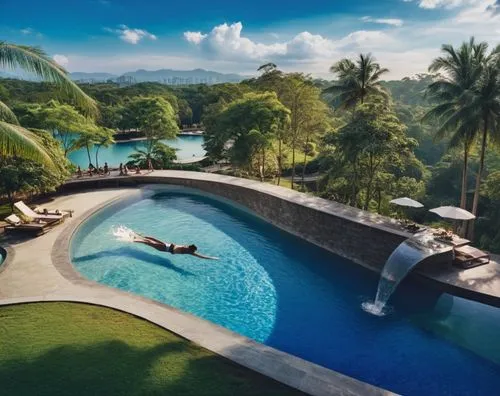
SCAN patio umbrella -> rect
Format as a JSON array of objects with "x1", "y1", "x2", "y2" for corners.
[
  {"x1": 390, "y1": 197, "x2": 424, "y2": 208},
  {"x1": 429, "y1": 206, "x2": 476, "y2": 220}
]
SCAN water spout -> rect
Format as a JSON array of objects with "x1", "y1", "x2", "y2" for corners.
[{"x1": 363, "y1": 232, "x2": 449, "y2": 316}]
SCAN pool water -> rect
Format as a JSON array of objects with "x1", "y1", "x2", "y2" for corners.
[
  {"x1": 71, "y1": 188, "x2": 500, "y2": 395},
  {"x1": 68, "y1": 135, "x2": 205, "y2": 168}
]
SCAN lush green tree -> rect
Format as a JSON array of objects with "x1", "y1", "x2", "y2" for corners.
[
  {"x1": 30, "y1": 101, "x2": 100, "y2": 156},
  {"x1": 424, "y1": 37, "x2": 490, "y2": 212},
  {"x1": 127, "y1": 141, "x2": 176, "y2": 169},
  {"x1": 93, "y1": 128, "x2": 115, "y2": 169},
  {"x1": 124, "y1": 96, "x2": 179, "y2": 156},
  {"x1": 204, "y1": 92, "x2": 289, "y2": 177},
  {"x1": 324, "y1": 53, "x2": 389, "y2": 109},
  {"x1": 319, "y1": 100, "x2": 422, "y2": 210},
  {"x1": 0, "y1": 42, "x2": 97, "y2": 166},
  {"x1": 279, "y1": 73, "x2": 329, "y2": 188},
  {"x1": 0, "y1": 129, "x2": 70, "y2": 209}
]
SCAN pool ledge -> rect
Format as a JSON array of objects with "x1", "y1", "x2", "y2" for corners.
[{"x1": 0, "y1": 188, "x2": 393, "y2": 396}]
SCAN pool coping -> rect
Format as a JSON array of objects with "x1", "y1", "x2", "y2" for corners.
[
  {"x1": 0, "y1": 244, "x2": 14, "y2": 275},
  {"x1": 49, "y1": 190, "x2": 394, "y2": 396}
]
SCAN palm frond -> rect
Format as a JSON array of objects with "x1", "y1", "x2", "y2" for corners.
[
  {"x1": 0, "y1": 99, "x2": 19, "y2": 125},
  {"x1": 0, "y1": 42, "x2": 98, "y2": 117},
  {"x1": 0, "y1": 121, "x2": 54, "y2": 167}
]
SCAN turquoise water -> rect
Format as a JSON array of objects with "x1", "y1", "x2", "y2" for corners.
[
  {"x1": 71, "y1": 188, "x2": 500, "y2": 395},
  {"x1": 68, "y1": 135, "x2": 205, "y2": 168}
]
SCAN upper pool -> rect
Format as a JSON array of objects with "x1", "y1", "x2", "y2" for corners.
[
  {"x1": 68, "y1": 135, "x2": 205, "y2": 168},
  {"x1": 70, "y1": 187, "x2": 500, "y2": 395}
]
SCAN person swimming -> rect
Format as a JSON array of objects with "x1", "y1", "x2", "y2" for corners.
[{"x1": 113, "y1": 227, "x2": 217, "y2": 260}]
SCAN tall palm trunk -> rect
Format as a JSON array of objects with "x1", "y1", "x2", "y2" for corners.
[
  {"x1": 85, "y1": 142, "x2": 92, "y2": 166},
  {"x1": 291, "y1": 146, "x2": 296, "y2": 189},
  {"x1": 458, "y1": 143, "x2": 469, "y2": 237},
  {"x1": 469, "y1": 120, "x2": 489, "y2": 239},
  {"x1": 277, "y1": 138, "x2": 282, "y2": 185},
  {"x1": 460, "y1": 143, "x2": 469, "y2": 209},
  {"x1": 95, "y1": 146, "x2": 101, "y2": 169},
  {"x1": 301, "y1": 135, "x2": 309, "y2": 184}
]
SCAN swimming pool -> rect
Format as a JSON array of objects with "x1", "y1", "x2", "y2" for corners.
[
  {"x1": 70, "y1": 187, "x2": 500, "y2": 395},
  {"x1": 68, "y1": 135, "x2": 205, "y2": 168}
]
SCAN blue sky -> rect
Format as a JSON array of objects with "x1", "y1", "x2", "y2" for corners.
[{"x1": 1, "y1": 0, "x2": 499, "y2": 79}]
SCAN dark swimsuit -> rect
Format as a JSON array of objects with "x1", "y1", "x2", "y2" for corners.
[{"x1": 168, "y1": 243, "x2": 175, "y2": 254}]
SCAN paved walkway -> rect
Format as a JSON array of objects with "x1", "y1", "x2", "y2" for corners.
[{"x1": 0, "y1": 187, "x2": 389, "y2": 396}]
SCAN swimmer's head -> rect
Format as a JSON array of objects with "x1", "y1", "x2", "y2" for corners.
[{"x1": 188, "y1": 244, "x2": 197, "y2": 253}]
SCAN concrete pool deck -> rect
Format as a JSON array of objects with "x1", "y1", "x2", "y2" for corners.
[{"x1": 0, "y1": 188, "x2": 392, "y2": 396}]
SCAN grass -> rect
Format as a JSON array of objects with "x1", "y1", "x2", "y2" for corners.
[{"x1": 0, "y1": 302, "x2": 302, "y2": 396}]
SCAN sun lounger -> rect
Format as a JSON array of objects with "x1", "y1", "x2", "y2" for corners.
[
  {"x1": 4, "y1": 214, "x2": 49, "y2": 235},
  {"x1": 14, "y1": 201, "x2": 67, "y2": 222},
  {"x1": 454, "y1": 245, "x2": 490, "y2": 269}
]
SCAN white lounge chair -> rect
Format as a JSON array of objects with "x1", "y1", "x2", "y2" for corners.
[{"x1": 14, "y1": 201, "x2": 66, "y2": 222}]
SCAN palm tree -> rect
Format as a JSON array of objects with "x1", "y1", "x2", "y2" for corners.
[
  {"x1": 324, "y1": 53, "x2": 389, "y2": 109},
  {"x1": 423, "y1": 37, "x2": 488, "y2": 212},
  {"x1": 128, "y1": 141, "x2": 177, "y2": 169},
  {"x1": 469, "y1": 54, "x2": 500, "y2": 220},
  {"x1": 0, "y1": 42, "x2": 98, "y2": 166}
]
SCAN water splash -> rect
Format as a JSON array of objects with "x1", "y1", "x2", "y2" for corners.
[
  {"x1": 112, "y1": 225, "x2": 140, "y2": 243},
  {"x1": 363, "y1": 232, "x2": 448, "y2": 316}
]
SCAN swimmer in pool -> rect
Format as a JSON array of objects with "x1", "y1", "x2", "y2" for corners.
[{"x1": 132, "y1": 233, "x2": 218, "y2": 260}]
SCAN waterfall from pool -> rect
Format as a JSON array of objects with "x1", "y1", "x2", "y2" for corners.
[{"x1": 363, "y1": 232, "x2": 448, "y2": 316}]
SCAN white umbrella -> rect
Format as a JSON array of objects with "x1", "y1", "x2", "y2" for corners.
[
  {"x1": 429, "y1": 206, "x2": 476, "y2": 220},
  {"x1": 390, "y1": 197, "x2": 424, "y2": 208}
]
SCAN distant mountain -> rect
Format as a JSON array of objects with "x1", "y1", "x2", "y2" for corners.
[
  {"x1": 69, "y1": 72, "x2": 118, "y2": 82},
  {"x1": 121, "y1": 68, "x2": 246, "y2": 85}
]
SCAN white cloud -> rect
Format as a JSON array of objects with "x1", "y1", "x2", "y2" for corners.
[
  {"x1": 184, "y1": 31, "x2": 207, "y2": 44},
  {"x1": 361, "y1": 16, "x2": 404, "y2": 26},
  {"x1": 105, "y1": 25, "x2": 157, "y2": 44},
  {"x1": 411, "y1": 0, "x2": 471, "y2": 8},
  {"x1": 20, "y1": 27, "x2": 43, "y2": 38},
  {"x1": 53, "y1": 54, "x2": 69, "y2": 67},
  {"x1": 184, "y1": 22, "x2": 394, "y2": 62}
]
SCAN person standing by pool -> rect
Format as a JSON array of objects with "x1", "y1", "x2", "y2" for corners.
[{"x1": 104, "y1": 162, "x2": 110, "y2": 176}]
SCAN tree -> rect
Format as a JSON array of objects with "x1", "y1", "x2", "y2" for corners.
[
  {"x1": 424, "y1": 37, "x2": 489, "y2": 213},
  {"x1": 125, "y1": 96, "x2": 179, "y2": 156},
  {"x1": 0, "y1": 129, "x2": 70, "y2": 209},
  {"x1": 0, "y1": 42, "x2": 97, "y2": 166},
  {"x1": 424, "y1": 38, "x2": 500, "y2": 238},
  {"x1": 128, "y1": 141, "x2": 176, "y2": 169},
  {"x1": 324, "y1": 53, "x2": 389, "y2": 109},
  {"x1": 94, "y1": 128, "x2": 115, "y2": 169},
  {"x1": 469, "y1": 55, "x2": 500, "y2": 221},
  {"x1": 319, "y1": 100, "x2": 421, "y2": 210},
  {"x1": 204, "y1": 92, "x2": 290, "y2": 177},
  {"x1": 32, "y1": 101, "x2": 100, "y2": 156},
  {"x1": 279, "y1": 74, "x2": 327, "y2": 188}
]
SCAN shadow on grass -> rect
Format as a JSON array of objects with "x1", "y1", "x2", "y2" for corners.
[
  {"x1": 73, "y1": 246, "x2": 194, "y2": 276},
  {"x1": 0, "y1": 340, "x2": 301, "y2": 396}
]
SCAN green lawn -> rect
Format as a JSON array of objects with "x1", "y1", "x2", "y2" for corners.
[{"x1": 0, "y1": 302, "x2": 302, "y2": 396}]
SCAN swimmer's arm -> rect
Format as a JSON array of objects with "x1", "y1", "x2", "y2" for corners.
[{"x1": 191, "y1": 252, "x2": 219, "y2": 260}]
